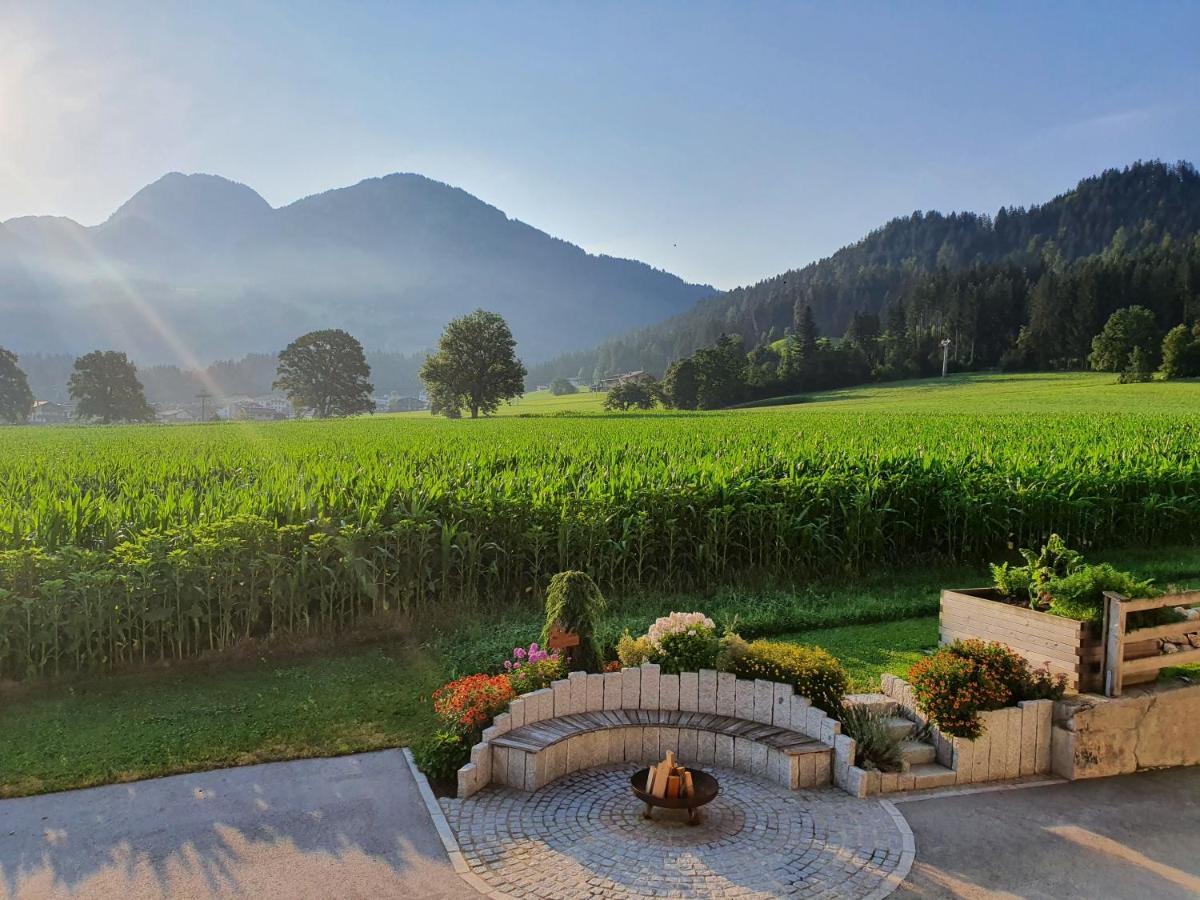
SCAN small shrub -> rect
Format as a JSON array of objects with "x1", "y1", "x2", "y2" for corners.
[
  {"x1": 646, "y1": 611, "x2": 719, "y2": 674},
  {"x1": 725, "y1": 640, "x2": 848, "y2": 717},
  {"x1": 946, "y1": 637, "x2": 1030, "y2": 699},
  {"x1": 715, "y1": 631, "x2": 750, "y2": 671},
  {"x1": 616, "y1": 630, "x2": 654, "y2": 667},
  {"x1": 656, "y1": 628, "x2": 721, "y2": 674},
  {"x1": 908, "y1": 648, "x2": 1009, "y2": 739},
  {"x1": 541, "y1": 571, "x2": 607, "y2": 672},
  {"x1": 1020, "y1": 665, "x2": 1068, "y2": 701},
  {"x1": 413, "y1": 729, "x2": 470, "y2": 781},
  {"x1": 432, "y1": 673, "x2": 515, "y2": 735},
  {"x1": 840, "y1": 705, "x2": 903, "y2": 772},
  {"x1": 907, "y1": 639, "x2": 1066, "y2": 739}
]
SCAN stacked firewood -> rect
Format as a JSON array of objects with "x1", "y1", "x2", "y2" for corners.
[{"x1": 644, "y1": 751, "x2": 694, "y2": 800}]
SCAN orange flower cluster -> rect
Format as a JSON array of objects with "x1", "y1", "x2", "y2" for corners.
[
  {"x1": 432, "y1": 673, "x2": 515, "y2": 734},
  {"x1": 908, "y1": 640, "x2": 1015, "y2": 739}
]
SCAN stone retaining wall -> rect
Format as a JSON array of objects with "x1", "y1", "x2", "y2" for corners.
[
  {"x1": 863, "y1": 675, "x2": 1054, "y2": 795},
  {"x1": 457, "y1": 664, "x2": 847, "y2": 798},
  {"x1": 1050, "y1": 677, "x2": 1200, "y2": 779}
]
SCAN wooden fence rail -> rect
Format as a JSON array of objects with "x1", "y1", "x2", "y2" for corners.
[{"x1": 1103, "y1": 590, "x2": 1200, "y2": 697}]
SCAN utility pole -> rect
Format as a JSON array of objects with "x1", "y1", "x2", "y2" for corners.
[
  {"x1": 940, "y1": 338, "x2": 952, "y2": 378},
  {"x1": 196, "y1": 391, "x2": 212, "y2": 422}
]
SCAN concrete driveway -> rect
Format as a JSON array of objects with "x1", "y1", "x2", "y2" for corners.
[
  {"x1": 895, "y1": 767, "x2": 1200, "y2": 899},
  {"x1": 0, "y1": 750, "x2": 477, "y2": 899}
]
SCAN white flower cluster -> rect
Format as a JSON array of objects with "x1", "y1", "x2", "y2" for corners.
[{"x1": 646, "y1": 611, "x2": 716, "y2": 650}]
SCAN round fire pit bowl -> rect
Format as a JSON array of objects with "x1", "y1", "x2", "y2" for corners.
[{"x1": 630, "y1": 767, "x2": 720, "y2": 826}]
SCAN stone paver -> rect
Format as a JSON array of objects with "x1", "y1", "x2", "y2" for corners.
[{"x1": 441, "y1": 764, "x2": 909, "y2": 898}]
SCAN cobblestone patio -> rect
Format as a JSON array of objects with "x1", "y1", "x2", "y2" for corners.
[{"x1": 439, "y1": 764, "x2": 912, "y2": 899}]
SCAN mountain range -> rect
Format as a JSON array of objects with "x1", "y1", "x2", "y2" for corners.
[{"x1": 0, "y1": 173, "x2": 714, "y2": 365}]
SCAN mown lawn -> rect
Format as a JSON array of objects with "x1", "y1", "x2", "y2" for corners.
[{"x1": 2, "y1": 544, "x2": 1198, "y2": 799}]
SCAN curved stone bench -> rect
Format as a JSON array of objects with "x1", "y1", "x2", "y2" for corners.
[{"x1": 455, "y1": 665, "x2": 847, "y2": 799}]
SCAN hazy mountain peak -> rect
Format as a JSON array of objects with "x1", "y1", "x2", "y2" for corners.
[
  {"x1": 2, "y1": 170, "x2": 713, "y2": 364},
  {"x1": 105, "y1": 172, "x2": 271, "y2": 229}
]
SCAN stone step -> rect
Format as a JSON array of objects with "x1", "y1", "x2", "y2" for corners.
[
  {"x1": 899, "y1": 739, "x2": 937, "y2": 767},
  {"x1": 882, "y1": 715, "x2": 915, "y2": 741},
  {"x1": 880, "y1": 762, "x2": 957, "y2": 793},
  {"x1": 909, "y1": 763, "x2": 957, "y2": 790},
  {"x1": 843, "y1": 693, "x2": 898, "y2": 715}
]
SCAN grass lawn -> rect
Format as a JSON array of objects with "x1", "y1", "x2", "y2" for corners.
[
  {"x1": 736, "y1": 371, "x2": 1200, "y2": 415},
  {"x1": 778, "y1": 617, "x2": 938, "y2": 693},
  {"x1": 2, "y1": 543, "x2": 1199, "y2": 799},
  {"x1": 394, "y1": 372, "x2": 1200, "y2": 419},
  {"x1": 0, "y1": 644, "x2": 443, "y2": 798}
]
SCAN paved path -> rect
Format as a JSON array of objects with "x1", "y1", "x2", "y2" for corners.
[
  {"x1": 442, "y1": 765, "x2": 911, "y2": 898},
  {"x1": 0, "y1": 751, "x2": 477, "y2": 900},
  {"x1": 894, "y1": 767, "x2": 1200, "y2": 899},
  {"x1": 2, "y1": 753, "x2": 1197, "y2": 899}
]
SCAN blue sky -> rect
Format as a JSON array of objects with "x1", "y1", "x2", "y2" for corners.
[{"x1": 3, "y1": 1, "x2": 1198, "y2": 288}]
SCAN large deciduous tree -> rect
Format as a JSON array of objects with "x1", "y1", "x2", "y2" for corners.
[
  {"x1": 1088, "y1": 306, "x2": 1160, "y2": 372},
  {"x1": 420, "y1": 310, "x2": 526, "y2": 418},
  {"x1": 274, "y1": 329, "x2": 374, "y2": 418},
  {"x1": 68, "y1": 351, "x2": 156, "y2": 423},
  {"x1": 0, "y1": 347, "x2": 34, "y2": 424},
  {"x1": 1160, "y1": 324, "x2": 1200, "y2": 379}
]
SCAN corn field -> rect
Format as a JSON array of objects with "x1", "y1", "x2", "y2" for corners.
[{"x1": 1, "y1": 410, "x2": 1197, "y2": 678}]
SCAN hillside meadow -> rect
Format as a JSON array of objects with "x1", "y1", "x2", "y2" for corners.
[{"x1": 1, "y1": 372, "x2": 1198, "y2": 679}]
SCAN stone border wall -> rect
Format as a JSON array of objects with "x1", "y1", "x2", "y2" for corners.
[
  {"x1": 457, "y1": 664, "x2": 846, "y2": 798},
  {"x1": 1050, "y1": 677, "x2": 1200, "y2": 779},
  {"x1": 837, "y1": 675, "x2": 1055, "y2": 797}
]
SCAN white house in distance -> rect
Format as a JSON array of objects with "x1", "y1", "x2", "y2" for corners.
[{"x1": 29, "y1": 400, "x2": 73, "y2": 425}]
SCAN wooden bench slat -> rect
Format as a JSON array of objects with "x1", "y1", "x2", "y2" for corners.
[{"x1": 490, "y1": 707, "x2": 826, "y2": 752}]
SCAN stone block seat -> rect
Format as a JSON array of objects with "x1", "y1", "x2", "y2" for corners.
[{"x1": 455, "y1": 665, "x2": 848, "y2": 799}]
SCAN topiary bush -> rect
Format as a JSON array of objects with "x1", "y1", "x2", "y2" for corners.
[
  {"x1": 725, "y1": 639, "x2": 848, "y2": 718},
  {"x1": 541, "y1": 570, "x2": 607, "y2": 672}
]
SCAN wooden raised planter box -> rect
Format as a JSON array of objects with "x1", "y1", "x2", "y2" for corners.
[
  {"x1": 940, "y1": 588, "x2": 1103, "y2": 693},
  {"x1": 940, "y1": 588, "x2": 1175, "y2": 694}
]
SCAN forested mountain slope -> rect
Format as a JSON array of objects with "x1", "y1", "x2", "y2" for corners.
[{"x1": 532, "y1": 161, "x2": 1200, "y2": 383}]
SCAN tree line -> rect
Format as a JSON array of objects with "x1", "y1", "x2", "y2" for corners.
[
  {"x1": 0, "y1": 311, "x2": 528, "y2": 424},
  {"x1": 600, "y1": 279, "x2": 1200, "y2": 413}
]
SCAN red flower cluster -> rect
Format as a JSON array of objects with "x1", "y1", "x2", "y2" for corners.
[{"x1": 432, "y1": 673, "x2": 515, "y2": 734}]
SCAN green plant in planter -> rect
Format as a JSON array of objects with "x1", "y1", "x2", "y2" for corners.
[
  {"x1": 989, "y1": 562, "x2": 1033, "y2": 602},
  {"x1": 991, "y1": 533, "x2": 1085, "y2": 607},
  {"x1": 839, "y1": 705, "x2": 903, "y2": 772},
  {"x1": 541, "y1": 570, "x2": 606, "y2": 672},
  {"x1": 1044, "y1": 564, "x2": 1160, "y2": 625}
]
